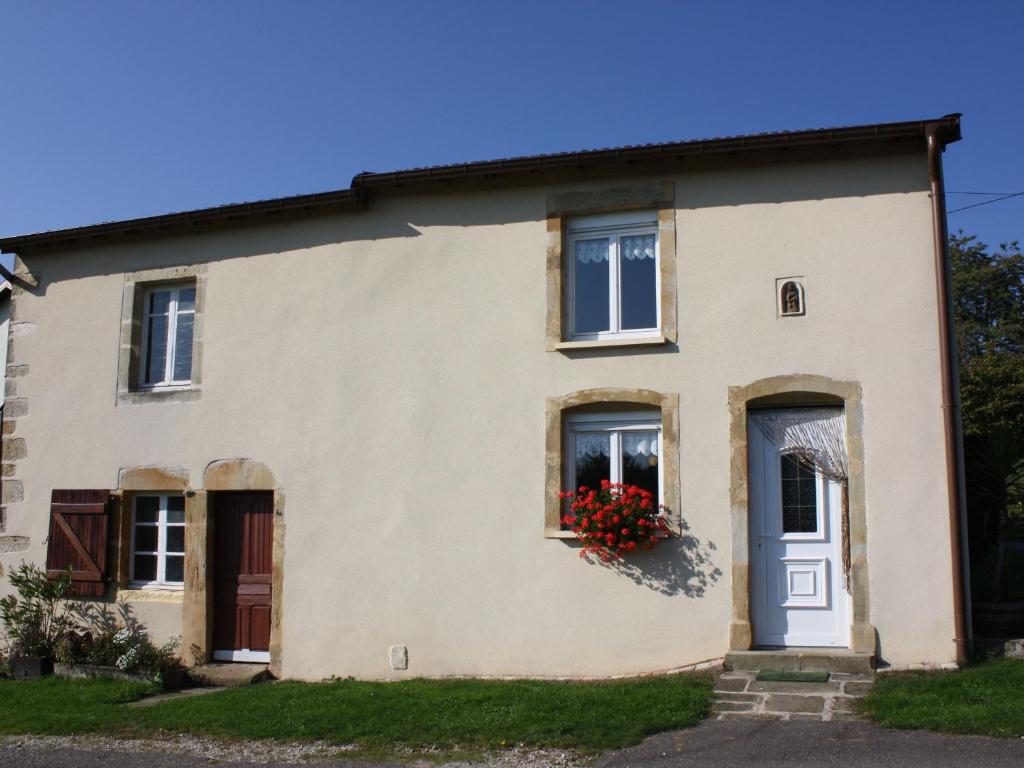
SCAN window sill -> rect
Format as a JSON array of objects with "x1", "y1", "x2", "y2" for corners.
[
  {"x1": 549, "y1": 335, "x2": 670, "y2": 353},
  {"x1": 545, "y1": 528, "x2": 676, "y2": 540},
  {"x1": 119, "y1": 586, "x2": 185, "y2": 603},
  {"x1": 118, "y1": 387, "x2": 201, "y2": 406}
]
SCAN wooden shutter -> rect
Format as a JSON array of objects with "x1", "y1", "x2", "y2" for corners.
[{"x1": 46, "y1": 489, "x2": 111, "y2": 598}]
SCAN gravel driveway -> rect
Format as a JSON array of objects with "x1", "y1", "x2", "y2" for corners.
[{"x1": 3, "y1": 720, "x2": 1024, "y2": 768}]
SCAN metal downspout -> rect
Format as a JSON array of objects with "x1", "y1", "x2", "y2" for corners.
[{"x1": 926, "y1": 117, "x2": 972, "y2": 664}]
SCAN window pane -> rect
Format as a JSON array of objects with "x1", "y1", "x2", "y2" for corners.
[
  {"x1": 622, "y1": 430, "x2": 660, "y2": 498},
  {"x1": 781, "y1": 454, "x2": 818, "y2": 534},
  {"x1": 146, "y1": 314, "x2": 169, "y2": 383},
  {"x1": 573, "y1": 238, "x2": 610, "y2": 334},
  {"x1": 133, "y1": 554, "x2": 157, "y2": 582},
  {"x1": 166, "y1": 526, "x2": 185, "y2": 553},
  {"x1": 173, "y1": 312, "x2": 194, "y2": 381},
  {"x1": 620, "y1": 234, "x2": 657, "y2": 330},
  {"x1": 177, "y1": 287, "x2": 196, "y2": 312},
  {"x1": 165, "y1": 555, "x2": 184, "y2": 583},
  {"x1": 133, "y1": 525, "x2": 158, "y2": 552},
  {"x1": 148, "y1": 290, "x2": 171, "y2": 315},
  {"x1": 167, "y1": 496, "x2": 185, "y2": 523},
  {"x1": 574, "y1": 432, "x2": 611, "y2": 492},
  {"x1": 135, "y1": 496, "x2": 160, "y2": 523}
]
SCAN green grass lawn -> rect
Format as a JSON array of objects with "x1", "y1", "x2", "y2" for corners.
[
  {"x1": 860, "y1": 657, "x2": 1024, "y2": 737},
  {"x1": 0, "y1": 674, "x2": 713, "y2": 752}
]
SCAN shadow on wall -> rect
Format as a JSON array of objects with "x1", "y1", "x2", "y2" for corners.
[
  {"x1": 69, "y1": 599, "x2": 145, "y2": 637},
  {"x1": 586, "y1": 520, "x2": 722, "y2": 598}
]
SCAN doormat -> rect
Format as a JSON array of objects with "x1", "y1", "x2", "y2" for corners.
[{"x1": 755, "y1": 670, "x2": 830, "y2": 683}]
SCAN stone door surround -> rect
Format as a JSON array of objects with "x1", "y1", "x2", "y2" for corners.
[{"x1": 727, "y1": 375, "x2": 874, "y2": 655}]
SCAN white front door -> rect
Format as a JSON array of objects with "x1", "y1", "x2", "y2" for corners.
[{"x1": 749, "y1": 411, "x2": 850, "y2": 647}]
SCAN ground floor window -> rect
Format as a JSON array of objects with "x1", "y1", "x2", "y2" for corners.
[
  {"x1": 130, "y1": 494, "x2": 185, "y2": 588},
  {"x1": 564, "y1": 410, "x2": 662, "y2": 526}
]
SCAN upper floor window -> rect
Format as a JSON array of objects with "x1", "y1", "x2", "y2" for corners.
[
  {"x1": 566, "y1": 211, "x2": 660, "y2": 341},
  {"x1": 140, "y1": 283, "x2": 195, "y2": 387}
]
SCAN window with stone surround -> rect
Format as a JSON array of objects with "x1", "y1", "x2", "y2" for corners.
[
  {"x1": 545, "y1": 388, "x2": 679, "y2": 538},
  {"x1": 546, "y1": 183, "x2": 677, "y2": 351},
  {"x1": 117, "y1": 265, "x2": 206, "y2": 405}
]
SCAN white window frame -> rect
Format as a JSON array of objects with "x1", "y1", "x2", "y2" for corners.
[
  {"x1": 777, "y1": 450, "x2": 827, "y2": 543},
  {"x1": 129, "y1": 494, "x2": 186, "y2": 590},
  {"x1": 139, "y1": 283, "x2": 196, "y2": 389},
  {"x1": 566, "y1": 211, "x2": 661, "y2": 342},
  {"x1": 564, "y1": 411, "x2": 664, "y2": 506}
]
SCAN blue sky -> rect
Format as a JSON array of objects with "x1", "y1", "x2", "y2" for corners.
[{"x1": 2, "y1": 1, "x2": 1022, "y2": 257}]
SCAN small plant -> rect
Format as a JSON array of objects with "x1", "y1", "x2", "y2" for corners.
[
  {"x1": 559, "y1": 480, "x2": 671, "y2": 561},
  {"x1": 58, "y1": 624, "x2": 182, "y2": 684},
  {"x1": 0, "y1": 562, "x2": 75, "y2": 659}
]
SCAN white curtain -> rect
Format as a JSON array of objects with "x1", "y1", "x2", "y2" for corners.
[
  {"x1": 623, "y1": 432, "x2": 659, "y2": 459},
  {"x1": 575, "y1": 433, "x2": 610, "y2": 460},
  {"x1": 750, "y1": 407, "x2": 852, "y2": 591},
  {"x1": 575, "y1": 238, "x2": 609, "y2": 264},
  {"x1": 575, "y1": 235, "x2": 655, "y2": 264},
  {"x1": 620, "y1": 234, "x2": 656, "y2": 261}
]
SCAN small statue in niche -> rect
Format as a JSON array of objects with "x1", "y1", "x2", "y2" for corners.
[{"x1": 781, "y1": 281, "x2": 802, "y2": 315}]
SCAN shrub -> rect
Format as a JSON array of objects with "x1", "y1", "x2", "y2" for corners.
[{"x1": 0, "y1": 562, "x2": 75, "y2": 658}]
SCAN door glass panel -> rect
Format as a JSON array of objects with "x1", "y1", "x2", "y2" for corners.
[
  {"x1": 619, "y1": 234, "x2": 657, "y2": 329},
  {"x1": 573, "y1": 238, "x2": 610, "y2": 334},
  {"x1": 781, "y1": 453, "x2": 817, "y2": 534},
  {"x1": 574, "y1": 432, "x2": 611, "y2": 492},
  {"x1": 622, "y1": 430, "x2": 659, "y2": 497}
]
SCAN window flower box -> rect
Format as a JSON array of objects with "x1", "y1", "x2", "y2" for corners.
[{"x1": 560, "y1": 480, "x2": 671, "y2": 562}]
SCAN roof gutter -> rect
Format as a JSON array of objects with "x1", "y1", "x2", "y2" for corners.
[
  {"x1": 0, "y1": 115, "x2": 961, "y2": 254},
  {"x1": 925, "y1": 114, "x2": 972, "y2": 665}
]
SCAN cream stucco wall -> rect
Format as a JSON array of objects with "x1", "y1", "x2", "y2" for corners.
[{"x1": 0, "y1": 148, "x2": 958, "y2": 677}]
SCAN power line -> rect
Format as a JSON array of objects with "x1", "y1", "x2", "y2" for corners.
[
  {"x1": 948, "y1": 192, "x2": 1024, "y2": 214},
  {"x1": 946, "y1": 191, "x2": 1021, "y2": 196}
]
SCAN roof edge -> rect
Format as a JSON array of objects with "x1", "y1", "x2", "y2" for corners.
[{"x1": 1, "y1": 115, "x2": 961, "y2": 254}]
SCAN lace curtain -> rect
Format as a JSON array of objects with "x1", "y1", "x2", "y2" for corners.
[
  {"x1": 750, "y1": 407, "x2": 852, "y2": 591},
  {"x1": 575, "y1": 431, "x2": 658, "y2": 460},
  {"x1": 576, "y1": 234, "x2": 655, "y2": 264}
]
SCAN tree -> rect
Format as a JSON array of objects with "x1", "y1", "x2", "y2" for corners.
[
  {"x1": 951, "y1": 233, "x2": 1024, "y2": 615},
  {"x1": 950, "y1": 233, "x2": 1024, "y2": 436}
]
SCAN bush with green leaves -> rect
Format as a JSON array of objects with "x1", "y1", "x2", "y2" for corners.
[{"x1": 0, "y1": 562, "x2": 75, "y2": 658}]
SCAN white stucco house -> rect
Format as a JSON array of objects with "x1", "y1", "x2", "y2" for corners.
[{"x1": 0, "y1": 114, "x2": 969, "y2": 679}]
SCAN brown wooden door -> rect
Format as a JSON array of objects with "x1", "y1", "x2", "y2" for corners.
[{"x1": 213, "y1": 491, "x2": 273, "y2": 661}]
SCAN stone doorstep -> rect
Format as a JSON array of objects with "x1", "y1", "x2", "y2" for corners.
[
  {"x1": 187, "y1": 663, "x2": 271, "y2": 688},
  {"x1": 724, "y1": 649, "x2": 875, "y2": 675}
]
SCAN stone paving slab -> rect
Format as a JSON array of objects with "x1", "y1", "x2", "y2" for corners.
[{"x1": 711, "y1": 669, "x2": 874, "y2": 722}]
